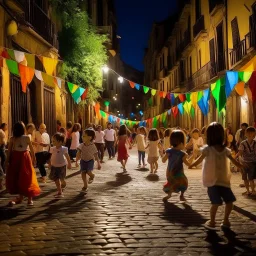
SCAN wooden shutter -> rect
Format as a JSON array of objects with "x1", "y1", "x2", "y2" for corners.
[{"x1": 231, "y1": 17, "x2": 240, "y2": 47}]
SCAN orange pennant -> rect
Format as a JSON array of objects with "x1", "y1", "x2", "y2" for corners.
[
  {"x1": 235, "y1": 81, "x2": 245, "y2": 96},
  {"x1": 162, "y1": 91, "x2": 167, "y2": 98},
  {"x1": 129, "y1": 81, "x2": 135, "y2": 88},
  {"x1": 159, "y1": 91, "x2": 163, "y2": 98},
  {"x1": 18, "y1": 64, "x2": 35, "y2": 93}
]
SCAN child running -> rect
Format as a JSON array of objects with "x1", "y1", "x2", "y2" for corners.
[
  {"x1": 116, "y1": 124, "x2": 132, "y2": 172},
  {"x1": 163, "y1": 128, "x2": 172, "y2": 152},
  {"x1": 146, "y1": 128, "x2": 162, "y2": 174},
  {"x1": 162, "y1": 129, "x2": 192, "y2": 202},
  {"x1": 134, "y1": 126, "x2": 147, "y2": 168},
  {"x1": 189, "y1": 122, "x2": 243, "y2": 229},
  {"x1": 5, "y1": 122, "x2": 40, "y2": 206},
  {"x1": 76, "y1": 128, "x2": 101, "y2": 193},
  {"x1": 49, "y1": 133, "x2": 72, "y2": 198}
]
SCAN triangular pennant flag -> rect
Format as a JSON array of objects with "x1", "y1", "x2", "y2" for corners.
[
  {"x1": 238, "y1": 71, "x2": 253, "y2": 83},
  {"x1": 153, "y1": 117, "x2": 158, "y2": 128},
  {"x1": 18, "y1": 64, "x2": 35, "y2": 93},
  {"x1": 151, "y1": 89, "x2": 156, "y2": 96},
  {"x1": 178, "y1": 94, "x2": 186, "y2": 102},
  {"x1": 14, "y1": 50, "x2": 25, "y2": 63},
  {"x1": 159, "y1": 91, "x2": 164, "y2": 98},
  {"x1": 129, "y1": 81, "x2": 135, "y2": 88},
  {"x1": 6, "y1": 59, "x2": 19, "y2": 76},
  {"x1": 166, "y1": 93, "x2": 171, "y2": 100},
  {"x1": 24, "y1": 53, "x2": 35, "y2": 68},
  {"x1": 7, "y1": 49, "x2": 15, "y2": 60},
  {"x1": 54, "y1": 77, "x2": 62, "y2": 89},
  {"x1": 76, "y1": 97, "x2": 81, "y2": 104},
  {"x1": 171, "y1": 94, "x2": 175, "y2": 105},
  {"x1": 1, "y1": 49, "x2": 10, "y2": 59},
  {"x1": 197, "y1": 91, "x2": 203, "y2": 101},
  {"x1": 162, "y1": 112, "x2": 168, "y2": 121},
  {"x1": 162, "y1": 91, "x2": 167, "y2": 98},
  {"x1": 186, "y1": 93, "x2": 191, "y2": 102},
  {"x1": 183, "y1": 101, "x2": 189, "y2": 114},
  {"x1": 177, "y1": 103, "x2": 184, "y2": 115},
  {"x1": 171, "y1": 106, "x2": 178, "y2": 118},
  {"x1": 81, "y1": 87, "x2": 89, "y2": 100},
  {"x1": 191, "y1": 92, "x2": 198, "y2": 107},
  {"x1": 42, "y1": 57, "x2": 58, "y2": 75},
  {"x1": 135, "y1": 83, "x2": 140, "y2": 90},
  {"x1": 41, "y1": 72, "x2": 55, "y2": 87},
  {"x1": 203, "y1": 88, "x2": 210, "y2": 105},
  {"x1": 190, "y1": 106, "x2": 195, "y2": 118},
  {"x1": 174, "y1": 93, "x2": 179, "y2": 98},
  {"x1": 226, "y1": 71, "x2": 238, "y2": 98},
  {"x1": 143, "y1": 86, "x2": 150, "y2": 94},
  {"x1": 35, "y1": 70, "x2": 43, "y2": 81},
  {"x1": 198, "y1": 97, "x2": 208, "y2": 116},
  {"x1": 167, "y1": 109, "x2": 171, "y2": 115},
  {"x1": 235, "y1": 81, "x2": 245, "y2": 96}
]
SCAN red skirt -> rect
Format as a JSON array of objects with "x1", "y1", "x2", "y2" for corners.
[
  {"x1": 6, "y1": 150, "x2": 41, "y2": 197},
  {"x1": 117, "y1": 143, "x2": 129, "y2": 162}
]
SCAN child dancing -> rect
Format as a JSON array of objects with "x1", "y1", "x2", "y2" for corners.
[
  {"x1": 190, "y1": 122, "x2": 243, "y2": 229},
  {"x1": 49, "y1": 133, "x2": 72, "y2": 198},
  {"x1": 5, "y1": 122, "x2": 40, "y2": 206},
  {"x1": 76, "y1": 129, "x2": 101, "y2": 193},
  {"x1": 162, "y1": 129, "x2": 192, "y2": 202}
]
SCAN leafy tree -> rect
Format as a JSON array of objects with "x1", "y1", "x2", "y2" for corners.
[{"x1": 50, "y1": 0, "x2": 108, "y2": 104}]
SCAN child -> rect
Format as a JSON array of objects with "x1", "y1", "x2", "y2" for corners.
[
  {"x1": 116, "y1": 124, "x2": 132, "y2": 172},
  {"x1": 163, "y1": 128, "x2": 172, "y2": 152},
  {"x1": 162, "y1": 130, "x2": 192, "y2": 202},
  {"x1": 76, "y1": 129, "x2": 101, "y2": 192},
  {"x1": 59, "y1": 127, "x2": 67, "y2": 143},
  {"x1": 69, "y1": 123, "x2": 80, "y2": 162},
  {"x1": 135, "y1": 126, "x2": 147, "y2": 168},
  {"x1": 5, "y1": 122, "x2": 40, "y2": 206},
  {"x1": 186, "y1": 128, "x2": 204, "y2": 159},
  {"x1": 49, "y1": 133, "x2": 72, "y2": 198},
  {"x1": 189, "y1": 122, "x2": 243, "y2": 229},
  {"x1": 26, "y1": 123, "x2": 35, "y2": 142},
  {"x1": 146, "y1": 128, "x2": 162, "y2": 174},
  {"x1": 237, "y1": 126, "x2": 256, "y2": 196}
]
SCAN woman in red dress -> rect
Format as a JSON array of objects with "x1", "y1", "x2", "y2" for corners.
[
  {"x1": 5, "y1": 122, "x2": 40, "y2": 206},
  {"x1": 116, "y1": 125, "x2": 132, "y2": 172}
]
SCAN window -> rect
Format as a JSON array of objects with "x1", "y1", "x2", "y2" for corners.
[
  {"x1": 189, "y1": 56, "x2": 192, "y2": 77},
  {"x1": 231, "y1": 17, "x2": 240, "y2": 47},
  {"x1": 199, "y1": 49, "x2": 202, "y2": 69},
  {"x1": 195, "y1": 0, "x2": 201, "y2": 20}
]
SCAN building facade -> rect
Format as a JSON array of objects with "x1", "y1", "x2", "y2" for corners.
[
  {"x1": 0, "y1": 0, "x2": 64, "y2": 136},
  {"x1": 144, "y1": 0, "x2": 256, "y2": 133}
]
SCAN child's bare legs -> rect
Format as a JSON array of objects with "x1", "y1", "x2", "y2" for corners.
[
  {"x1": 123, "y1": 159, "x2": 127, "y2": 170},
  {"x1": 222, "y1": 202, "x2": 233, "y2": 227},
  {"x1": 61, "y1": 179, "x2": 66, "y2": 189},
  {"x1": 209, "y1": 204, "x2": 219, "y2": 226},
  {"x1": 87, "y1": 171, "x2": 95, "y2": 183},
  {"x1": 180, "y1": 191, "x2": 186, "y2": 201},
  {"x1": 81, "y1": 172, "x2": 88, "y2": 189},
  {"x1": 243, "y1": 179, "x2": 251, "y2": 194},
  {"x1": 150, "y1": 163, "x2": 154, "y2": 173},
  {"x1": 155, "y1": 162, "x2": 158, "y2": 173},
  {"x1": 27, "y1": 196, "x2": 33, "y2": 205},
  {"x1": 163, "y1": 192, "x2": 172, "y2": 202},
  {"x1": 55, "y1": 179, "x2": 62, "y2": 195}
]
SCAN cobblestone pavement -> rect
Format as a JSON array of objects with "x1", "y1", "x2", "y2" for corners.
[{"x1": 0, "y1": 148, "x2": 256, "y2": 256}]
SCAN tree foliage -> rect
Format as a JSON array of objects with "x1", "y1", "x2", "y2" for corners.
[{"x1": 50, "y1": 0, "x2": 108, "y2": 104}]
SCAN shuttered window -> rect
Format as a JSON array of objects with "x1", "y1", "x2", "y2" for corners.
[{"x1": 231, "y1": 17, "x2": 240, "y2": 47}]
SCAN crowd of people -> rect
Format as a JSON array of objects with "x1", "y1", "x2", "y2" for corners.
[{"x1": 0, "y1": 119, "x2": 255, "y2": 230}]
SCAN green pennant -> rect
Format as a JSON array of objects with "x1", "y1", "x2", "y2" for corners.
[
  {"x1": 197, "y1": 91, "x2": 203, "y2": 101},
  {"x1": 153, "y1": 117, "x2": 158, "y2": 128},
  {"x1": 212, "y1": 78, "x2": 226, "y2": 112},
  {"x1": 190, "y1": 106, "x2": 195, "y2": 118},
  {"x1": 6, "y1": 59, "x2": 19, "y2": 76},
  {"x1": 143, "y1": 86, "x2": 150, "y2": 94},
  {"x1": 186, "y1": 93, "x2": 191, "y2": 102},
  {"x1": 67, "y1": 82, "x2": 74, "y2": 93},
  {"x1": 7, "y1": 49, "x2": 15, "y2": 60},
  {"x1": 174, "y1": 93, "x2": 179, "y2": 98},
  {"x1": 238, "y1": 71, "x2": 252, "y2": 83}
]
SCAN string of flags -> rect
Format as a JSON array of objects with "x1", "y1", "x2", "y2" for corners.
[{"x1": 0, "y1": 46, "x2": 255, "y2": 119}]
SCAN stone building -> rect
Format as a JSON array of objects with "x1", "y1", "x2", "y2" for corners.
[
  {"x1": 144, "y1": 0, "x2": 256, "y2": 133},
  {"x1": 0, "y1": 0, "x2": 63, "y2": 136}
]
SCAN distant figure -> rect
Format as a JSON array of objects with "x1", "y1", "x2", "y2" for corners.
[
  {"x1": 0, "y1": 123, "x2": 7, "y2": 172},
  {"x1": 235, "y1": 123, "x2": 249, "y2": 147},
  {"x1": 104, "y1": 122, "x2": 116, "y2": 160},
  {"x1": 57, "y1": 120, "x2": 61, "y2": 132}
]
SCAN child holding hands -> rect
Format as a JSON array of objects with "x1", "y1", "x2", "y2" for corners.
[
  {"x1": 189, "y1": 122, "x2": 243, "y2": 229},
  {"x1": 162, "y1": 130, "x2": 193, "y2": 202},
  {"x1": 76, "y1": 129, "x2": 101, "y2": 192}
]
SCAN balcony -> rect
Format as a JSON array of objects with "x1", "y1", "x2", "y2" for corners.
[
  {"x1": 158, "y1": 67, "x2": 168, "y2": 80},
  {"x1": 193, "y1": 15, "x2": 206, "y2": 39},
  {"x1": 6, "y1": 0, "x2": 58, "y2": 48},
  {"x1": 209, "y1": 0, "x2": 224, "y2": 15},
  {"x1": 181, "y1": 29, "x2": 191, "y2": 52}
]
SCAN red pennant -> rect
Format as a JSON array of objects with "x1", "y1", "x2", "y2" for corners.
[
  {"x1": 179, "y1": 94, "x2": 186, "y2": 102},
  {"x1": 159, "y1": 91, "x2": 163, "y2": 98},
  {"x1": 171, "y1": 106, "x2": 178, "y2": 118},
  {"x1": 1, "y1": 49, "x2": 9, "y2": 59},
  {"x1": 129, "y1": 81, "x2": 135, "y2": 88},
  {"x1": 162, "y1": 92, "x2": 167, "y2": 98},
  {"x1": 166, "y1": 93, "x2": 171, "y2": 100},
  {"x1": 81, "y1": 87, "x2": 89, "y2": 100}
]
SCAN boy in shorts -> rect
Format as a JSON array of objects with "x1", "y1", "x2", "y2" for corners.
[
  {"x1": 238, "y1": 126, "x2": 256, "y2": 196},
  {"x1": 76, "y1": 129, "x2": 101, "y2": 192}
]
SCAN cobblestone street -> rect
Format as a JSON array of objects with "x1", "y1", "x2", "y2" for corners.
[{"x1": 0, "y1": 148, "x2": 256, "y2": 256}]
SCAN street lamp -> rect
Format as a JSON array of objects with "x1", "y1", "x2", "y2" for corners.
[
  {"x1": 102, "y1": 66, "x2": 109, "y2": 73},
  {"x1": 118, "y1": 76, "x2": 124, "y2": 83}
]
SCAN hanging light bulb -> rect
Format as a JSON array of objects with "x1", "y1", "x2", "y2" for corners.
[
  {"x1": 102, "y1": 66, "x2": 109, "y2": 73},
  {"x1": 118, "y1": 76, "x2": 124, "y2": 83}
]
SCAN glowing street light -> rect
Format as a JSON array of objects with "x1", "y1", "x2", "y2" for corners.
[
  {"x1": 102, "y1": 66, "x2": 109, "y2": 73},
  {"x1": 118, "y1": 76, "x2": 124, "y2": 83}
]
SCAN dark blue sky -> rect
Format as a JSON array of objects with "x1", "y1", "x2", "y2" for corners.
[{"x1": 115, "y1": 0, "x2": 177, "y2": 72}]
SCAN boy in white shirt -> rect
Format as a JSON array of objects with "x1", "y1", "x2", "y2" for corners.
[
  {"x1": 186, "y1": 128, "x2": 204, "y2": 159},
  {"x1": 134, "y1": 126, "x2": 147, "y2": 168},
  {"x1": 49, "y1": 133, "x2": 72, "y2": 198}
]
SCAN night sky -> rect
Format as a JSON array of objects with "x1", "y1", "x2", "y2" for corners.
[{"x1": 115, "y1": 0, "x2": 177, "y2": 72}]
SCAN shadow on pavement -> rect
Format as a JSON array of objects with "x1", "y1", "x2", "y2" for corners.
[
  {"x1": 0, "y1": 207, "x2": 22, "y2": 221},
  {"x1": 162, "y1": 201, "x2": 206, "y2": 226},
  {"x1": 146, "y1": 174, "x2": 159, "y2": 182},
  {"x1": 233, "y1": 205, "x2": 256, "y2": 222},
  {"x1": 135, "y1": 167, "x2": 149, "y2": 172},
  {"x1": 205, "y1": 229, "x2": 255, "y2": 255},
  {"x1": 105, "y1": 172, "x2": 132, "y2": 187}
]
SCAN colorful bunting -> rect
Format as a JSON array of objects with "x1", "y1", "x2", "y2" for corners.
[
  {"x1": 171, "y1": 106, "x2": 178, "y2": 118},
  {"x1": 151, "y1": 89, "x2": 156, "y2": 96},
  {"x1": 18, "y1": 64, "x2": 35, "y2": 93},
  {"x1": 238, "y1": 71, "x2": 253, "y2": 83},
  {"x1": 226, "y1": 71, "x2": 238, "y2": 98},
  {"x1": 42, "y1": 57, "x2": 58, "y2": 75},
  {"x1": 6, "y1": 59, "x2": 19, "y2": 76},
  {"x1": 129, "y1": 81, "x2": 135, "y2": 88},
  {"x1": 143, "y1": 86, "x2": 150, "y2": 94},
  {"x1": 135, "y1": 83, "x2": 140, "y2": 90},
  {"x1": 235, "y1": 81, "x2": 245, "y2": 96},
  {"x1": 14, "y1": 50, "x2": 25, "y2": 63},
  {"x1": 177, "y1": 103, "x2": 184, "y2": 115}
]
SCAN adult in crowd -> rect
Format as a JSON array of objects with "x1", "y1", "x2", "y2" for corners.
[
  {"x1": 0, "y1": 123, "x2": 7, "y2": 173},
  {"x1": 34, "y1": 124, "x2": 51, "y2": 183},
  {"x1": 95, "y1": 125, "x2": 105, "y2": 163},
  {"x1": 235, "y1": 123, "x2": 249, "y2": 147},
  {"x1": 104, "y1": 122, "x2": 116, "y2": 160},
  {"x1": 57, "y1": 120, "x2": 61, "y2": 132},
  {"x1": 65, "y1": 121, "x2": 73, "y2": 149}
]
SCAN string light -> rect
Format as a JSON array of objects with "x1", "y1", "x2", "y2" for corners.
[
  {"x1": 102, "y1": 66, "x2": 109, "y2": 73},
  {"x1": 118, "y1": 76, "x2": 124, "y2": 83}
]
